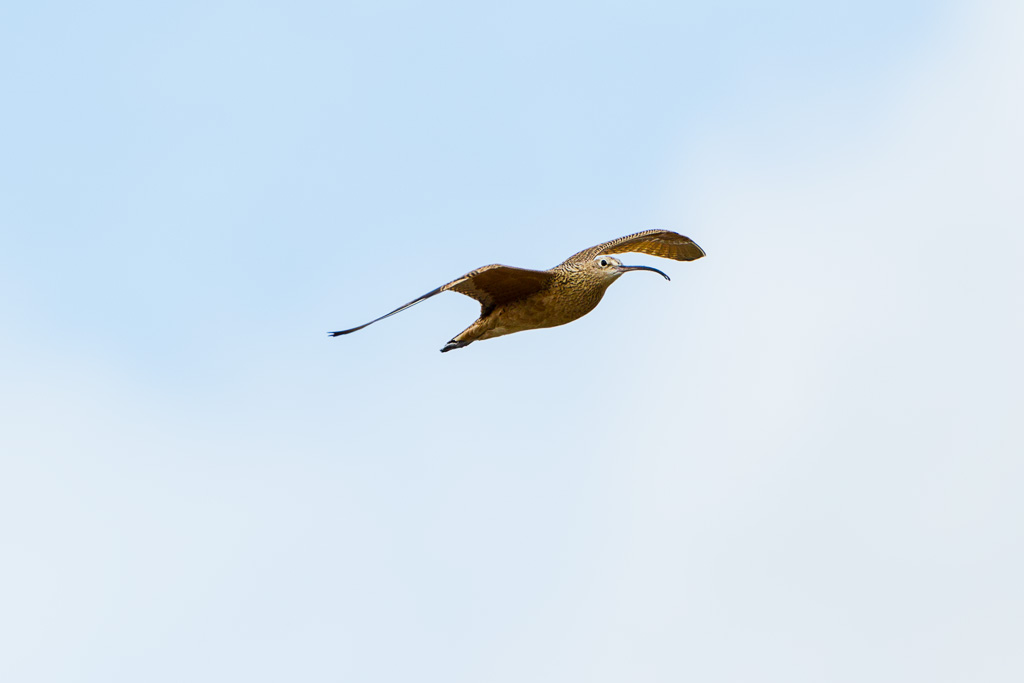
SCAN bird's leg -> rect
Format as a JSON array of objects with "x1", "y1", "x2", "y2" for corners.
[
  {"x1": 439, "y1": 318, "x2": 491, "y2": 353},
  {"x1": 440, "y1": 339, "x2": 471, "y2": 353}
]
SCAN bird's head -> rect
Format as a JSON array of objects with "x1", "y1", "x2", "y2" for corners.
[{"x1": 586, "y1": 255, "x2": 671, "y2": 283}]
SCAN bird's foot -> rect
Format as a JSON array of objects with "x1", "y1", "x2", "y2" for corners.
[{"x1": 440, "y1": 339, "x2": 470, "y2": 353}]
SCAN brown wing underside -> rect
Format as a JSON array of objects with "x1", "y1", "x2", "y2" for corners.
[
  {"x1": 444, "y1": 264, "x2": 555, "y2": 313},
  {"x1": 561, "y1": 230, "x2": 706, "y2": 265},
  {"x1": 328, "y1": 264, "x2": 554, "y2": 337}
]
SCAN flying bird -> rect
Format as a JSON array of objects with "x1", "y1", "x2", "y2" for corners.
[{"x1": 328, "y1": 230, "x2": 705, "y2": 352}]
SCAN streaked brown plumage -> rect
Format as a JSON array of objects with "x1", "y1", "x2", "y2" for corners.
[{"x1": 328, "y1": 230, "x2": 705, "y2": 352}]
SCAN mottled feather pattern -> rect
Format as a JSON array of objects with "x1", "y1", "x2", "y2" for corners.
[
  {"x1": 329, "y1": 229, "x2": 704, "y2": 349},
  {"x1": 562, "y1": 229, "x2": 705, "y2": 265}
]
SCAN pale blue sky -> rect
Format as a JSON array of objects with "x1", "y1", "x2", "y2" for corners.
[{"x1": 2, "y1": 1, "x2": 1022, "y2": 682}]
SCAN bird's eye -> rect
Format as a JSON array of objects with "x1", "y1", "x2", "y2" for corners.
[{"x1": 599, "y1": 259, "x2": 609, "y2": 267}]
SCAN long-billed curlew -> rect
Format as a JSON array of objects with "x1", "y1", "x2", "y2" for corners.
[{"x1": 328, "y1": 230, "x2": 705, "y2": 352}]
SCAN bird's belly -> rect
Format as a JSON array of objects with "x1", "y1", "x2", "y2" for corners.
[{"x1": 480, "y1": 294, "x2": 601, "y2": 339}]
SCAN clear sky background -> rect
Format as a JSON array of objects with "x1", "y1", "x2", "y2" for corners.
[{"x1": 2, "y1": 1, "x2": 1022, "y2": 681}]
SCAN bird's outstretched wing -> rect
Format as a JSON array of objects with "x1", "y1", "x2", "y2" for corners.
[
  {"x1": 560, "y1": 230, "x2": 706, "y2": 266},
  {"x1": 328, "y1": 265, "x2": 554, "y2": 337},
  {"x1": 445, "y1": 264, "x2": 555, "y2": 312}
]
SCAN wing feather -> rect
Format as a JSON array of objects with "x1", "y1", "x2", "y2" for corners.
[
  {"x1": 329, "y1": 264, "x2": 553, "y2": 337},
  {"x1": 444, "y1": 264, "x2": 554, "y2": 313},
  {"x1": 561, "y1": 230, "x2": 705, "y2": 265}
]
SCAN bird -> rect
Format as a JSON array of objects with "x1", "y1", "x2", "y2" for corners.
[{"x1": 328, "y1": 229, "x2": 705, "y2": 352}]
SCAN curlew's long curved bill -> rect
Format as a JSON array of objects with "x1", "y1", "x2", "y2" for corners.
[{"x1": 616, "y1": 264, "x2": 671, "y2": 281}]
